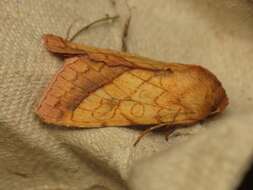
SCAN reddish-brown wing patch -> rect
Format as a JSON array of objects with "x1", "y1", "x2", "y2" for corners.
[{"x1": 36, "y1": 56, "x2": 129, "y2": 126}]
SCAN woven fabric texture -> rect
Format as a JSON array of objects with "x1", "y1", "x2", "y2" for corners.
[{"x1": 0, "y1": 0, "x2": 253, "y2": 190}]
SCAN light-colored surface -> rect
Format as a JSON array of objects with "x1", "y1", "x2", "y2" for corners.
[{"x1": 0, "y1": 0, "x2": 253, "y2": 190}]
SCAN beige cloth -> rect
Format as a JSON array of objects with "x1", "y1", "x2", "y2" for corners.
[{"x1": 0, "y1": 0, "x2": 253, "y2": 189}]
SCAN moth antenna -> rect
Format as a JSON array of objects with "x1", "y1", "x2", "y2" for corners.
[{"x1": 68, "y1": 14, "x2": 120, "y2": 42}]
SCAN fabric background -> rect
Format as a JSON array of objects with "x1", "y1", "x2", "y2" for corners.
[{"x1": 0, "y1": 0, "x2": 253, "y2": 189}]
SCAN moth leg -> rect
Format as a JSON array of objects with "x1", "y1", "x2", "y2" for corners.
[
  {"x1": 164, "y1": 108, "x2": 182, "y2": 141},
  {"x1": 164, "y1": 126, "x2": 176, "y2": 141},
  {"x1": 121, "y1": 0, "x2": 131, "y2": 52},
  {"x1": 133, "y1": 123, "x2": 167, "y2": 146},
  {"x1": 133, "y1": 107, "x2": 182, "y2": 146},
  {"x1": 121, "y1": 14, "x2": 131, "y2": 52}
]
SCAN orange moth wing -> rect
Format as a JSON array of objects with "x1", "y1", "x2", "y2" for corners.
[{"x1": 35, "y1": 34, "x2": 228, "y2": 128}]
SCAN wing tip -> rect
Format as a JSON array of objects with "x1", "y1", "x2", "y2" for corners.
[{"x1": 42, "y1": 34, "x2": 67, "y2": 52}]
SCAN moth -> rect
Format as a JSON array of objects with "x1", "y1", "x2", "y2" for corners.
[{"x1": 36, "y1": 34, "x2": 228, "y2": 145}]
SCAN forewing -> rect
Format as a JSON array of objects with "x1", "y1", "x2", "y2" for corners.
[
  {"x1": 36, "y1": 54, "x2": 189, "y2": 127},
  {"x1": 37, "y1": 34, "x2": 203, "y2": 127}
]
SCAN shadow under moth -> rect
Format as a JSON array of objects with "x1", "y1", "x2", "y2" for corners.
[{"x1": 36, "y1": 33, "x2": 228, "y2": 145}]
